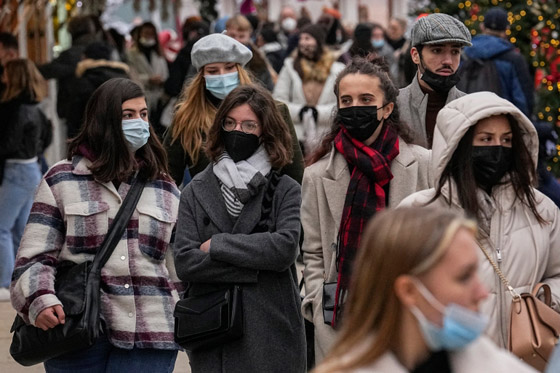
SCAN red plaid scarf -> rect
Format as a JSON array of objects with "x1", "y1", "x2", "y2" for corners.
[{"x1": 332, "y1": 124, "x2": 399, "y2": 326}]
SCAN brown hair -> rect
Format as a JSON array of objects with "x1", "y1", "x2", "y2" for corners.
[
  {"x1": 169, "y1": 65, "x2": 253, "y2": 165},
  {"x1": 1, "y1": 59, "x2": 47, "y2": 102},
  {"x1": 205, "y1": 84, "x2": 293, "y2": 169},
  {"x1": 307, "y1": 54, "x2": 411, "y2": 165},
  {"x1": 225, "y1": 14, "x2": 253, "y2": 32},
  {"x1": 314, "y1": 207, "x2": 476, "y2": 372},
  {"x1": 67, "y1": 78, "x2": 169, "y2": 182}
]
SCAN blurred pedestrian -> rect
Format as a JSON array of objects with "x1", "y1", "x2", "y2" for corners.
[
  {"x1": 314, "y1": 207, "x2": 535, "y2": 373},
  {"x1": 0, "y1": 59, "x2": 49, "y2": 301},
  {"x1": 0, "y1": 32, "x2": 19, "y2": 93},
  {"x1": 386, "y1": 17, "x2": 413, "y2": 88},
  {"x1": 273, "y1": 23, "x2": 345, "y2": 154}
]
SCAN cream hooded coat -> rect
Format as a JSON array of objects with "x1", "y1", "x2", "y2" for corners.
[{"x1": 399, "y1": 92, "x2": 560, "y2": 348}]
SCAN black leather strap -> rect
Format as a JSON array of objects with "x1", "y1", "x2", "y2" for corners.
[{"x1": 91, "y1": 175, "x2": 146, "y2": 273}]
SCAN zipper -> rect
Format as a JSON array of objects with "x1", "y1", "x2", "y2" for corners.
[
  {"x1": 495, "y1": 205, "x2": 508, "y2": 347},
  {"x1": 496, "y1": 248, "x2": 502, "y2": 262}
]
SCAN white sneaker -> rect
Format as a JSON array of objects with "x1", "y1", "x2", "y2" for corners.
[{"x1": 0, "y1": 287, "x2": 10, "y2": 301}]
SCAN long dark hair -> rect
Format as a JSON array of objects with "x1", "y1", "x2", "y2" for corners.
[
  {"x1": 67, "y1": 78, "x2": 169, "y2": 182},
  {"x1": 205, "y1": 84, "x2": 293, "y2": 169},
  {"x1": 306, "y1": 55, "x2": 411, "y2": 165},
  {"x1": 431, "y1": 114, "x2": 545, "y2": 224},
  {"x1": 349, "y1": 23, "x2": 374, "y2": 58}
]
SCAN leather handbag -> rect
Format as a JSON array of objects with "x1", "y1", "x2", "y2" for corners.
[
  {"x1": 10, "y1": 176, "x2": 146, "y2": 366},
  {"x1": 478, "y1": 241, "x2": 560, "y2": 371},
  {"x1": 322, "y1": 282, "x2": 337, "y2": 325},
  {"x1": 173, "y1": 285, "x2": 243, "y2": 351}
]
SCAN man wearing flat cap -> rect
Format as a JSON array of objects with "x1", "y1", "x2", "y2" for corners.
[
  {"x1": 398, "y1": 13, "x2": 471, "y2": 149},
  {"x1": 460, "y1": 7, "x2": 533, "y2": 117}
]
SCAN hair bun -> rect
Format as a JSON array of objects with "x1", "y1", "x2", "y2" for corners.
[{"x1": 365, "y1": 53, "x2": 390, "y2": 73}]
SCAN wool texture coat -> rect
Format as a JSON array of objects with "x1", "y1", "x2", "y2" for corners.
[
  {"x1": 398, "y1": 75, "x2": 465, "y2": 148},
  {"x1": 10, "y1": 156, "x2": 182, "y2": 350},
  {"x1": 300, "y1": 139, "x2": 431, "y2": 363},
  {"x1": 399, "y1": 91, "x2": 560, "y2": 348},
  {"x1": 173, "y1": 165, "x2": 306, "y2": 372}
]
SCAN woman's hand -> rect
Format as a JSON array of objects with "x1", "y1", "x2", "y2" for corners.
[
  {"x1": 35, "y1": 305, "x2": 65, "y2": 331},
  {"x1": 200, "y1": 239, "x2": 211, "y2": 253}
]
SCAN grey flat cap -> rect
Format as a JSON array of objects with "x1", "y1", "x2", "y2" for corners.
[
  {"x1": 191, "y1": 33, "x2": 253, "y2": 71},
  {"x1": 411, "y1": 13, "x2": 472, "y2": 47}
]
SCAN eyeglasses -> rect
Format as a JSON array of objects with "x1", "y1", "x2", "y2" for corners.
[{"x1": 222, "y1": 118, "x2": 260, "y2": 134}]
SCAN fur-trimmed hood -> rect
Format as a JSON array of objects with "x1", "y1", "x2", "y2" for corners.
[{"x1": 75, "y1": 58, "x2": 129, "y2": 78}]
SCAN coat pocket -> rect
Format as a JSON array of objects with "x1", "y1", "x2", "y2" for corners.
[
  {"x1": 64, "y1": 201, "x2": 110, "y2": 255},
  {"x1": 137, "y1": 205, "x2": 175, "y2": 261}
]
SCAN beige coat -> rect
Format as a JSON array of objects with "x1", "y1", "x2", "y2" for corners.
[
  {"x1": 329, "y1": 336, "x2": 536, "y2": 372},
  {"x1": 399, "y1": 91, "x2": 560, "y2": 347},
  {"x1": 301, "y1": 139, "x2": 431, "y2": 362},
  {"x1": 398, "y1": 75, "x2": 464, "y2": 148}
]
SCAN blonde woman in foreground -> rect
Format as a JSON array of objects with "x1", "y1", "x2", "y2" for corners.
[{"x1": 314, "y1": 207, "x2": 536, "y2": 373}]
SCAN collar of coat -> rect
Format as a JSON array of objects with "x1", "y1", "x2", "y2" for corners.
[{"x1": 75, "y1": 58, "x2": 130, "y2": 78}]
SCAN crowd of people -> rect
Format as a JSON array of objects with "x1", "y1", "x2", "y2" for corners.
[{"x1": 2, "y1": 4, "x2": 560, "y2": 373}]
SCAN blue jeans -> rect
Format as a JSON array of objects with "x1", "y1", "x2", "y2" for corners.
[
  {"x1": 0, "y1": 161, "x2": 41, "y2": 288},
  {"x1": 44, "y1": 336, "x2": 178, "y2": 373}
]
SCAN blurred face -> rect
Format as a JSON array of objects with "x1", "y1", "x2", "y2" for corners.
[
  {"x1": 122, "y1": 97, "x2": 148, "y2": 121},
  {"x1": 298, "y1": 33, "x2": 317, "y2": 58},
  {"x1": 140, "y1": 26, "x2": 156, "y2": 42},
  {"x1": 203, "y1": 62, "x2": 237, "y2": 76},
  {"x1": 472, "y1": 115, "x2": 512, "y2": 147},
  {"x1": 371, "y1": 27, "x2": 385, "y2": 43},
  {"x1": 0, "y1": 44, "x2": 17, "y2": 66},
  {"x1": 280, "y1": 7, "x2": 296, "y2": 21},
  {"x1": 415, "y1": 228, "x2": 488, "y2": 326},
  {"x1": 227, "y1": 27, "x2": 251, "y2": 45},
  {"x1": 225, "y1": 103, "x2": 262, "y2": 137},
  {"x1": 411, "y1": 43, "x2": 462, "y2": 76},
  {"x1": 387, "y1": 20, "x2": 405, "y2": 41}
]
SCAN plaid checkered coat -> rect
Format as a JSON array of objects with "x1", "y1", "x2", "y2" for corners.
[{"x1": 10, "y1": 156, "x2": 182, "y2": 350}]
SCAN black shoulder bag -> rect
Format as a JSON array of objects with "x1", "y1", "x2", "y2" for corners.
[
  {"x1": 10, "y1": 175, "x2": 146, "y2": 366},
  {"x1": 173, "y1": 171, "x2": 281, "y2": 351}
]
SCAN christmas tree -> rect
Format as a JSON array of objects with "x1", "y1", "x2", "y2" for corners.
[{"x1": 412, "y1": 0, "x2": 560, "y2": 174}]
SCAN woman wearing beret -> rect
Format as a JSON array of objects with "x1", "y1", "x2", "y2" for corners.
[{"x1": 163, "y1": 33, "x2": 303, "y2": 186}]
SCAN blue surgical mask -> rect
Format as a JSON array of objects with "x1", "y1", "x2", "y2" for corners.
[
  {"x1": 205, "y1": 71, "x2": 240, "y2": 100},
  {"x1": 122, "y1": 118, "x2": 150, "y2": 152},
  {"x1": 409, "y1": 280, "x2": 488, "y2": 351},
  {"x1": 371, "y1": 39, "x2": 385, "y2": 49}
]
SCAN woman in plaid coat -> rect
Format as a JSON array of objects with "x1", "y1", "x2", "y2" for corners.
[{"x1": 10, "y1": 78, "x2": 182, "y2": 372}]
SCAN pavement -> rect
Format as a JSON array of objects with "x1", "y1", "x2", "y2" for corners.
[{"x1": 0, "y1": 301, "x2": 190, "y2": 372}]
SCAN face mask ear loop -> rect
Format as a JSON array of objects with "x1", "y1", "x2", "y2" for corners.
[{"x1": 413, "y1": 279, "x2": 446, "y2": 314}]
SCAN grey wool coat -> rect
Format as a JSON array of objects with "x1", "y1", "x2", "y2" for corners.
[
  {"x1": 398, "y1": 75, "x2": 465, "y2": 148},
  {"x1": 173, "y1": 165, "x2": 306, "y2": 373}
]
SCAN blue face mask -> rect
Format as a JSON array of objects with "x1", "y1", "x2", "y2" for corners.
[
  {"x1": 122, "y1": 118, "x2": 150, "y2": 152},
  {"x1": 205, "y1": 71, "x2": 240, "y2": 100},
  {"x1": 371, "y1": 39, "x2": 385, "y2": 49},
  {"x1": 409, "y1": 280, "x2": 488, "y2": 351}
]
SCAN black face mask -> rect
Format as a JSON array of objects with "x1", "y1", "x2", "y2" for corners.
[
  {"x1": 336, "y1": 105, "x2": 386, "y2": 142},
  {"x1": 223, "y1": 130, "x2": 260, "y2": 163},
  {"x1": 472, "y1": 146, "x2": 513, "y2": 192},
  {"x1": 421, "y1": 68, "x2": 461, "y2": 93}
]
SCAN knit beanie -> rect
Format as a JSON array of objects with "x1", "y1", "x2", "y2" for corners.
[{"x1": 300, "y1": 24, "x2": 327, "y2": 50}]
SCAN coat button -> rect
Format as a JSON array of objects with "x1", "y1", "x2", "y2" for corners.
[
  {"x1": 120, "y1": 255, "x2": 126, "y2": 261},
  {"x1": 203, "y1": 217, "x2": 210, "y2": 225},
  {"x1": 124, "y1": 284, "x2": 130, "y2": 289},
  {"x1": 128, "y1": 312, "x2": 133, "y2": 317}
]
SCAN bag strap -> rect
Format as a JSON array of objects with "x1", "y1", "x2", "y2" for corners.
[
  {"x1": 476, "y1": 239, "x2": 521, "y2": 300},
  {"x1": 91, "y1": 175, "x2": 146, "y2": 273}
]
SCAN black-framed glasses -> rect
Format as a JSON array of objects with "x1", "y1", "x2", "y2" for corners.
[{"x1": 222, "y1": 118, "x2": 260, "y2": 134}]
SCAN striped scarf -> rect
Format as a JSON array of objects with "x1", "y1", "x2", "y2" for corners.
[
  {"x1": 332, "y1": 124, "x2": 399, "y2": 326},
  {"x1": 213, "y1": 145, "x2": 271, "y2": 217}
]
